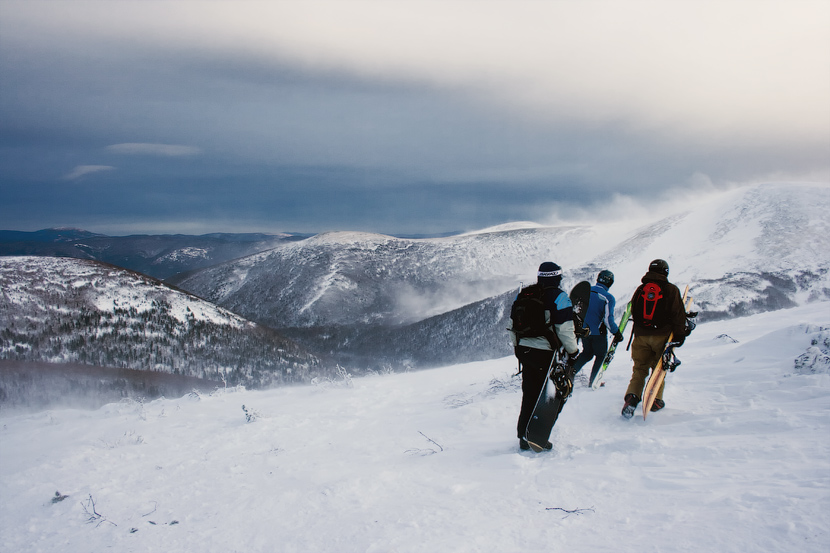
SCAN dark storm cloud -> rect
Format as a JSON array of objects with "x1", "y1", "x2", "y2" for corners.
[{"x1": 1, "y1": 1, "x2": 828, "y2": 235}]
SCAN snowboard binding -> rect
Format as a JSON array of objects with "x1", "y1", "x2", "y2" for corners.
[
  {"x1": 662, "y1": 348, "x2": 681, "y2": 373},
  {"x1": 550, "y1": 362, "x2": 573, "y2": 398}
]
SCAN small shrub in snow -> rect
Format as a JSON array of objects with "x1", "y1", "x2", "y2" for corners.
[
  {"x1": 81, "y1": 494, "x2": 115, "y2": 527},
  {"x1": 794, "y1": 328, "x2": 830, "y2": 374},
  {"x1": 311, "y1": 365, "x2": 353, "y2": 388},
  {"x1": 100, "y1": 430, "x2": 144, "y2": 448},
  {"x1": 241, "y1": 404, "x2": 260, "y2": 423}
]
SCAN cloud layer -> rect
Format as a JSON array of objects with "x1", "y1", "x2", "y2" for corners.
[
  {"x1": 62, "y1": 165, "x2": 115, "y2": 181},
  {"x1": 106, "y1": 144, "x2": 201, "y2": 157},
  {"x1": 1, "y1": 1, "x2": 828, "y2": 234}
]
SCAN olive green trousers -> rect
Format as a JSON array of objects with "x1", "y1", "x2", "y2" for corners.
[{"x1": 625, "y1": 333, "x2": 670, "y2": 401}]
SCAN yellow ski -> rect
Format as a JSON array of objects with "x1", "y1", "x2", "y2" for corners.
[{"x1": 642, "y1": 286, "x2": 692, "y2": 419}]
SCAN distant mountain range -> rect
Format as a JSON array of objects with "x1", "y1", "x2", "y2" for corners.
[
  {"x1": 0, "y1": 228, "x2": 311, "y2": 279},
  {"x1": 2, "y1": 182, "x2": 829, "y2": 399}
]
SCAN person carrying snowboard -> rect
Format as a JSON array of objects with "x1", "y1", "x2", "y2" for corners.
[
  {"x1": 622, "y1": 259, "x2": 687, "y2": 418},
  {"x1": 572, "y1": 270, "x2": 624, "y2": 387},
  {"x1": 508, "y1": 262, "x2": 579, "y2": 451}
]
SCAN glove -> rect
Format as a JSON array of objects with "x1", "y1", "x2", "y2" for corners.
[
  {"x1": 613, "y1": 331, "x2": 624, "y2": 344},
  {"x1": 565, "y1": 350, "x2": 579, "y2": 367},
  {"x1": 667, "y1": 339, "x2": 684, "y2": 349}
]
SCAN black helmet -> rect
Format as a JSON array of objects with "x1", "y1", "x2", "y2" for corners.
[
  {"x1": 649, "y1": 259, "x2": 669, "y2": 276},
  {"x1": 537, "y1": 261, "x2": 563, "y2": 287},
  {"x1": 597, "y1": 269, "x2": 614, "y2": 287}
]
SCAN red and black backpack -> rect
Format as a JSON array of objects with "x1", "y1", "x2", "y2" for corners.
[{"x1": 633, "y1": 281, "x2": 669, "y2": 330}]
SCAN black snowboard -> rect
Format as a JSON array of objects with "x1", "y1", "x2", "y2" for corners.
[
  {"x1": 524, "y1": 352, "x2": 570, "y2": 452},
  {"x1": 570, "y1": 280, "x2": 591, "y2": 333}
]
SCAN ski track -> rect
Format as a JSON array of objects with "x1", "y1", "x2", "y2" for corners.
[{"x1": 1, "y1": 303, "x2": 829, "y2": 552}]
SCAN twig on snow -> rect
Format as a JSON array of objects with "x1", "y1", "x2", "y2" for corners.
[
  {"x1": 418, "y1": 431, "x2": 444, "y2": 452},
  {"x1": 545, "y1": 506, "x2": 595, "y2": 518},
  {"x1": 405, "y1": 431, "x2": 444, "y2": 456},
  {"x1": 142, "y1": 501, "x2": 158, "y2": 517},
  {"x1": 81, "y1": 494, "x2": 116, "y2": 527}
]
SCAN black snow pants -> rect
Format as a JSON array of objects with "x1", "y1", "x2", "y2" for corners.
[{"x1": 515, "y1": 346, "x2": 555, "y2": 439}]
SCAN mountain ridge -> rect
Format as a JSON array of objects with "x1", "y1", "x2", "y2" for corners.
[
  {"x1": 0, "y1": 230, "x2": 312, "y2": 280},
  {"x1": 174, "y1": 182, "x2": 830, "y2": 370},
  {"x1": 2, "y1": 182, "x2": 828, "y2": 376}
]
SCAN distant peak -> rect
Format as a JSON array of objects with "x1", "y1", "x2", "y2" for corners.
[{"x1": 461, "y1": 222, "x2": 545, "y2": 235}]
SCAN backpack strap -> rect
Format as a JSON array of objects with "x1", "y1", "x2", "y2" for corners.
[{"x1": 540, "y1": 286, "x2": 564, "y2": 350}]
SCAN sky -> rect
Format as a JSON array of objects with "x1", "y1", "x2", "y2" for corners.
[{"x1": 1, "y1": 0, "x2": 829, "y2": 236}]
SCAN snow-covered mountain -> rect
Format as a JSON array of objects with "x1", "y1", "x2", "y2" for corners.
[
  {"x1": 1, "y1": 303, "x2": 828, "y2": 552},
  {"x1": 2, "y1": 182, "x2": 827, "y2": 389},
  {"x1": 169, "y1": 224, "x2": 608, "y2": 327},
  {"x1": 175, "y1": 183, "x2": 830, "y2": 369},
  {"x1": 0, "y1": 257, "x2": 329, "y2": 410},
  {"x1": 585, "y1": 183, "x2": 830, "y2": 318}
]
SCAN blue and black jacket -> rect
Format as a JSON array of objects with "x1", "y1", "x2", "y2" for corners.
[{"x1": 583, "y1": 283, "x2": 620, "y2": 336}]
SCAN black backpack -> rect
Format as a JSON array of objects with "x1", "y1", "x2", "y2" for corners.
[
  {"x1": 510, "y1": 283, "x2": 562, "y2": 349},
  {"x1": 633, "y1": 281, "x2": 669, "y2": 330}
]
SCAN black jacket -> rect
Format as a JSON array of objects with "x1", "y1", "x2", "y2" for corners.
[{"x1": 630, "y1": 271, "x2": 687, "y2": 339}]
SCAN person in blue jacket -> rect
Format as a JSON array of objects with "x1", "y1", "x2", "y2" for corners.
[{"x1": 572, "y1": 270, "x2": 624, "y2": 386}]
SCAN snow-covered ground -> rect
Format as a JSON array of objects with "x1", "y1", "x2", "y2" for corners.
[{"x1": 1, "y1": 302, "x2": 829, "y2": 553}]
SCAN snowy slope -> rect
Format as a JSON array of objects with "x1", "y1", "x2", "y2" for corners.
[
  {"x1": 585, "y1": 183, "x2": 830, "y2": 318},
  {"x1": 0, "y1": 256, "x2": 249, "y2": 329},
  {"x1": 0, "y1": 257, "x2": 326, "y2": 397},
  {"x1": 1, "y1": 302, "x2": 828, "y2": 553}
]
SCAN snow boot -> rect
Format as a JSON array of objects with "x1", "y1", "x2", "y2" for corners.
[
  {"x1": 519, "y1": 438, "x2": 530, "y2": 451},
  {"x1": 621, "y1": 393, "x2": 640, "y2": 419},
  {"x1": 650, "y1": 398, "x2": 665, "y2": 412}
]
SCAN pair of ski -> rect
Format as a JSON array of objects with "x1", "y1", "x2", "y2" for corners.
[{"x1": 588, "y1": 300, "x2": 632, "y2": 390}]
